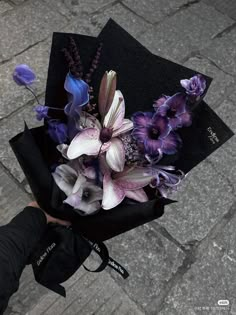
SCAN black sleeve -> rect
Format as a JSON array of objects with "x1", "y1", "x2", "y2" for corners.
[{"x1": 0, "y1": 206, "x2": 47, "y2": 314}]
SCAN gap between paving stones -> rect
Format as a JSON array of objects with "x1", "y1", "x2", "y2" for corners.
[{"x1": 149, "y1": 200, "x2": 236, "y2": 313}]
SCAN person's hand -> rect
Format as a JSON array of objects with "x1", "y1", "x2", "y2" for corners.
[{"x1": 28, "y1": 201, "x2": 71, "y2": 226}]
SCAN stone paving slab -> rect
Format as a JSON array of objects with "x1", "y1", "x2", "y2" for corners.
[
  {"x1": 0, "y1": 0, "x2": 67, "y2": 63},
  {"x1": 201, "y1": 27, "x2": 236, "y2": 76},
  {"x1": 0, "y1": 166, "x2": 30, "y2": 224},
  {"x1": 27, "y1": 267, "x2": 144, "y2": 315},
  {"x1": 43, "y1": 0, "x2": 115, "y2": 19},
  {"x1": 0, "y1": 104, "x2": 42, "y2": 183},
  {"x1": 207, "y1": 99, "x2": 236, "y2": 191},
  {"x1": 158, "y1": 201, "x2": 236, "y2": 315},
  {"x1": 154, "y1": 160, "x2": 235, "y2": 245},
  {"x1": 122, "y1": 0, "x2": 190, "y2": 24},
  {"x1": 139, "y1": 2, "x2": 234, "y2": 62},
  {"x1": 184, "y1": 56, "x2": 236, "y2": 109},
  {"x1": 106, "y1": 224, "x2": 185, "y2": 312},
  {"x1": 203, "y1": 0, "x2": 236, "y2": 21},
  {"x1": 0, "y1": 1, "x2": 13, "y2": 15},
  {"x1": 90, "y1": 3, "x2": 150, "y2": 38}
]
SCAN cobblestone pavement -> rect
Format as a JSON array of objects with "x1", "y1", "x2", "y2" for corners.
[{"x1": 0, "y1": 0, "x2": 236, "y2": 314}]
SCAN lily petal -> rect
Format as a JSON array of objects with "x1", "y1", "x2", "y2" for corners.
[
  {"x1": 114, "y1": 167, "x2": 153, "y2": 190},
  {"x1": 125, "y1": 188, "x2": 148, "y2": 202},
  {"x1": 67, "y1": 128, "x2": 101, "y2": 159},
  {"x1": 112, "y1": 119, "x2": 133, "y2": 137},
  {"x1": 79, "y1": 111, "x2": 102, "y2": 130},
  {"x1": 102, "y1": 173, "x2": 125, "y2": 210},
  {"x1": 98, "y1": 70, "x2": 117, "y2": 119},
  {"x1": 106, "y1": 138, "x2": 125, "y2": 172},
  {"x1": 103, "y1": 90, "x2": 125, "y2": 130}
]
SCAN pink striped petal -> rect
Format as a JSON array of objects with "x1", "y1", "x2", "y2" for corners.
[
  {"x1": 103, "y1": 90, "x2": 125, "y2": 130},
  {"x1": 125, "y1": 188, "x2": 148, "y2": 202},
  {"x1": 112, "y1": 119, "x2": 133, "y2": 137},
  {"x1": 114, "y1": 167, "x2": 153, "y2": 190},
  {"x1": 102, "y1": 173, "x2": 125, "y2": 210},
  {"x1": 67, "y1": 128, "x2": 101, "y2": 159},
  {"x1": 106, "y1": 138, "x2": 125, "y2": 172}
]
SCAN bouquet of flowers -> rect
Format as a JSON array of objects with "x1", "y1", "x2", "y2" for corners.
[{"x1": 9, "y1": 20, "x2": 233, "y2": 295}]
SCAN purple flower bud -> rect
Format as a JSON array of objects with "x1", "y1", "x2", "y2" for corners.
[
  {"x1": 34, "y1": 105, "x2": 49, "y2": 121},
  {"x1": 48, "y1": 120, "x2": 68, "y2": 144},
  {"x1": 13, "y1": 64, "x2": 36, "y2": 86},
  {"x1": 180, "y1": 74, "x2": 206, "y2": 97}
]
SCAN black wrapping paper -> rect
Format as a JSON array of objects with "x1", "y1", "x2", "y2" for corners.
[{"x1": 10, "y1": 20, "x2": 234, "y2": 243}]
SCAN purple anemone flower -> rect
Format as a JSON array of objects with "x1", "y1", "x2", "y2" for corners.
[
  {"x1": 48, "y1": 120, "x2": 68, "y2": 144},
  {"x1": 132, "y1": 112, "x2": 181, "y2": 156},
  {"x1": 156, "y1": 93, "x2": 192, "y2": 129},
  {"x1": 180, "y1": 74, "x2": 206, "y2": 97},
  {"x1": 64, "y1": 73, "x2": 90, "y2": 117},
  {"x1": 34, "y1": 105, "x2": 49, "y2": 121},
  {"x1": 13, "y1": 64, "x2": 36, "y2": 86}
]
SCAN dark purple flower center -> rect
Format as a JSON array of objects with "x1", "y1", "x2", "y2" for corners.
[
  {"x1": 148, "y1": 126, "x2": 160, "y2": 140},
  {"x1": 166, "y1": 108, "x2": 177, "y2": 118},
  {"x1": 100, "y1": 127, "x2": 113, "y2": 143},
  {"x1": 82, "y1": 189, "x2": 90, "y2": 201}
]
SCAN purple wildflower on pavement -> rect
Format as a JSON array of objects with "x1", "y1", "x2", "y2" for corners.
[
  {"x1": 34, "y1": 105, "x2": 49, "y2": 121},
  {"x1": 156, "y1": 93, "x2": 192, "y2": 129},
  {"x1": 48, "y1": 120, "x2": 68, "y2": 144},
  {"x1": 132, "y1": 111, "x2": 181, "y2": 156},
  {"x1": 180, "y1": 74, "x2": 206, "y2": 97},
  {"x1": 13, "y1": 64, "x2": 36, "y2": 86}
]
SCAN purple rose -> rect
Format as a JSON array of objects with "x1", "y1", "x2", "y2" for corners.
[
  {"x1": 180, "y1": 74, "x2": 206, "y2": 97},
  {"x1": 13, "y1": 64, "x2": 36, "y2": 86},
  {"x1": 132, "y1": 111, "x2": 181, "y2": 156},
  {"x1": 34, "y1": 105, "x2": 49, "y2": 121},
  {"x1": 157, "y1": 93, "x2": 192, "y2": 129},
  {"x1": 48, "y1": 120, "x2": 68, "y2": 144}
]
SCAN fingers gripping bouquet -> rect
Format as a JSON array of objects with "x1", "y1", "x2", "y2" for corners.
[{"x1": 9, "y1": 20, "x2": 233, "y2": 295}]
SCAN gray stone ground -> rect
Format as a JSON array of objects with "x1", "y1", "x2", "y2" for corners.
[{"x1": 0, "y1": 0, "x2": 236, "y2": 314}]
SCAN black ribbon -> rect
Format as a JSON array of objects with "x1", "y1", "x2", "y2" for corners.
[{"x1": 83, "y1": 242, "x2": 129, "y2": 279}]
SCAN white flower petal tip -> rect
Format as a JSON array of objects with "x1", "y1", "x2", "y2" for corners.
[
  {"x1": 112, "y1": 119, "x2": 134, "y2": 137},
  {"x1": 98, "y1": 70, "x2": 117, "y2": 118},
  {"x1": 114, "y1": 167, "x2": 153, "y2": 190},
  {"x1": 56, "y1": 144, "x2": 69, "y2": 159},
  {"x1": 103, "y1": 90, "x2": 125, "y2": 130},
  {"x1": 102, "y1": 173, "x2": 125, "y2": 210},
  {"x1": 106, "y1": 138, "x2": 125, "y2": 172},
  {"x1": 125, "y1": 188, "x2": 148, "y2": 202},
  {"x1": 67, "y1": 128, "x2": 101, "y2": 159}
]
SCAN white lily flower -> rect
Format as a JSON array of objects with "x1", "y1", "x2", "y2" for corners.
[{"x1": 67, "y1": 90, "x2": 133, "y2": 172}]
